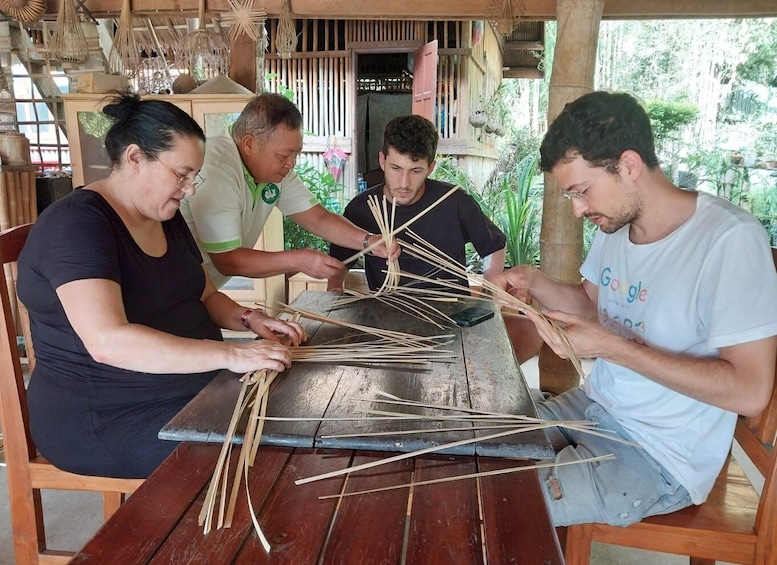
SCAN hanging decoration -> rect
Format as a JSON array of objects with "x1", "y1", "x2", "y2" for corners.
[
  {"x1": 51, "y1": 0, "x2": 89, "y2": 65},
  {"x1": 485, "y1": 0, "x2": 519, "y2": 35},
  {"x1": 136, "y1": 57, "x2": 175, "y2": 94},
  {"x1": 323, "y1": 139, "x2": 348, "y2": 182},
  {"x1": 0, "y1": 0, "x2": 45, "y2": 23},
  {"x1": 275, "y1": 0, "x2": 297, "y2": 59},
  {"x1": 256, "y1": 24, "x2": 268, "y2": 92},
  {"x1": 221, "y1": 0, "x2": 267, "y2": 43},
  {"x1": 108, "y1": 0, "x2": 140, "y2": 78},
  {"x1": 471, "y1": 20, "x2": 484, "y2": 46},
  {"x1": 177, "y1": 0, "x2": 230, "y2": 85}
]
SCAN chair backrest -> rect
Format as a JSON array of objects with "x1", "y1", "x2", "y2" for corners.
[
  {"x1": 732, "y1": 247, "x2": 777, "y2": 557},
  {"x1": 0, "y1": 223, "x2": 36, "y2": 465}
]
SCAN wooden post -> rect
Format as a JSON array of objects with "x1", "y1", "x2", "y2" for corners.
[
  {"x1": 230, "y1": 32, "x2": 258, "y2": 92},
  {"x1": 538, "y1": 0, "x2": 604, "y2": 395}
]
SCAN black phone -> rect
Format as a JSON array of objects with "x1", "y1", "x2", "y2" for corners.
[{"x1": 451, "y1": 306, "x2": 494, "y2": 327}]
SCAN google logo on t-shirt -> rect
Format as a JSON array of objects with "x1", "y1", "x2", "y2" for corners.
[{"x1": 599, "y1": 267, "x2": 648, "y2": 304}]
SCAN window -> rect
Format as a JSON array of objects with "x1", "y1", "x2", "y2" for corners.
[{"x1": 10, "y1": 54, "x2": 71, "y2": 173}]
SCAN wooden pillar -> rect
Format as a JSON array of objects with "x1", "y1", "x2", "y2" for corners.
[
  {"x1": 230, "y1": 33, "x2": 258, "y2": 92},
  {"x1": 538, "y1": 0, "x2": 604, "y2": 395}
]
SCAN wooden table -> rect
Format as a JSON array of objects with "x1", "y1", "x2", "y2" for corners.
[
  {"x1": 160, "y1": 291, "x2": 554, "y2": 460},
  {"x1": 71, "y1": 291, "x2": 563, "y2": 564}
]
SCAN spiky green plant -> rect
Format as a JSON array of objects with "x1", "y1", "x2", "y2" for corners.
[{"x1": 493, "y1": 155, "x2": 542, "y2": 267}]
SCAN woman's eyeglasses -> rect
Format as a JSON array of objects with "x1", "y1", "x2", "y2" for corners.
[{"x1": 158, "y1": 160, "x2": 206, "y2": 189}]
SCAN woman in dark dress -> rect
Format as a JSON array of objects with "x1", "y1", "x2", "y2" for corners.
[{"x1": 17, "y1": 93, "x2": 305, "y2": 479}]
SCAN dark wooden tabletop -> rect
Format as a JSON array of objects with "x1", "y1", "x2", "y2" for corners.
[
  {"x1": 71, "y1": 441, "x2": 564, "y2": 564},
  {"x1": 160, "y1": 291, "x2": 554, "y2": 460},
  {"x1": 70, "y1": 291, "x2": 563, "y2": 564}
]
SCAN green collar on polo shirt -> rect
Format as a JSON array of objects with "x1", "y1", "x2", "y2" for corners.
[
  {"x1": 241, "y1": 162, "x2": 281, "y2": 209},
  {"x1": 241, "y1": 161, "x2": 263, "y2": 208}
]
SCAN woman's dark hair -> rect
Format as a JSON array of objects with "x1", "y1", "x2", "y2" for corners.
[
  {"x1": 539, "y1": 91, "x2": 660, "y2": 172},
  {"x1": 102, "y1": 92, "x2": 205, "y2": 168}
]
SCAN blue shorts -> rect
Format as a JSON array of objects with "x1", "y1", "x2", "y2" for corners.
[{"x1": 535, "y1": 387, "x2": 692, "y2": 527}]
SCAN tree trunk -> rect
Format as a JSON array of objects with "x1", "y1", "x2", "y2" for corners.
[{"x1": 538, "y1": 0, "x2": 603, "y2": 393}]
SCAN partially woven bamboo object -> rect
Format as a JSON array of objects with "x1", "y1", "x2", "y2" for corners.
[
  {"x1": 51, "y1": 0, "x2": 89, "y2": 65},
  {"x1": 108, "y1": 0, "x2": 140, "y2": 78},
  {"x1": 0, "y1": 0, "x2": 45, "y2": 22}
]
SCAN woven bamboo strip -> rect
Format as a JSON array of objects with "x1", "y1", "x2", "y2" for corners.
[
  {"x1": 28, "y1": 171, "x2": 37, "y2": 222},
  {"x1": 295, "y1": 422, "x2": 566, "y2": 485},
  {"x1": 6, "y1": 173, "x2": 17, "y2": 229},
  {"x1": 343, "y1": 185, "x2": 460, "y2": 264},
  {"x1": 14, "y1": 172, "x2": 23, "y2": 226},
  {"x1": 0, "y1": 173, "x2": 9, "y2": 231},
  {"x1": 318, "y1": 455, "x2": 616, "y2": 500},
  {"x1": 20, "y1": 171, "x2": 30, "y2": 224},
  {"x1": 397, "y1": 231, "x2": 585, "y2": 377}
]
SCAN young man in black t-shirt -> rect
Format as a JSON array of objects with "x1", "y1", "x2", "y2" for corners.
[{"x1": 328, "y1": 115, "x2": 506, "y2": 293}]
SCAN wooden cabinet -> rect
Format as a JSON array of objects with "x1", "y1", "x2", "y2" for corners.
[{"x1": 62, "y1": 94, "x2": 286, "y2": 312}]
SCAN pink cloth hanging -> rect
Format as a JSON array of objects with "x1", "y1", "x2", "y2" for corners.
[{"x1": 323, "y1": 141, "x2": 348, "y2": 181}]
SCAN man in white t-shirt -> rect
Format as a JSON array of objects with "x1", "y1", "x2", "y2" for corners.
[
  {"x1": 181, "y1": 93, "x2": 395, "y2": 289},
  {"x1": 494, "y1": 91, "x2": 777, "y2": 527}
]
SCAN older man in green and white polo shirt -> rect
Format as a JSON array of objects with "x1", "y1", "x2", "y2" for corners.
[{"x1": 181, "y1": 93, "x2": 395, "y2": 289}]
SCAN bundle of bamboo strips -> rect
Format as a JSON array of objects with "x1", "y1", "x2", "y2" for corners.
[
  {"x1": 335, "y1": 186, "x2": 466, "y2": 327},
  {"x1": 335, "y1": 188, "x2": 584, "y2": 376},
  {"x1": 199, "y1": 310, "x2": 455, "y2": 552}
]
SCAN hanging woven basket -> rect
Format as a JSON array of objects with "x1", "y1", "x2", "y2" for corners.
[{"x1": 0, "y1": 0, "x2": 46, "y2": 22}]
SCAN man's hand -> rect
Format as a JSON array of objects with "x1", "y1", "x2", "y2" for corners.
[
  {"x1": 523, "y1": 308, "x2": 610, "y2": 360},
  {"x1": 296, "y1": 249, "x2": 349, "y2": 280},
  {"x1": 491, "y1": 265, "x2": 537, "y2": 304},
  {"x1": 365, "y1": 235, "x2": 401, "y2": 261}
]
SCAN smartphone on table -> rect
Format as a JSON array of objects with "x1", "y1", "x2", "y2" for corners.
[{"x1": 451, "y1": 306, "x2": 494, "y2": 327}]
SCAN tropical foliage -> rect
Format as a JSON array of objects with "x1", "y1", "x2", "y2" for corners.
[
  {"x1": 283, "y1": 161, "x2": 344, "y2": 253},
  {"x1": 431, "y1": 154, "x2": 542, "y2": 269}
]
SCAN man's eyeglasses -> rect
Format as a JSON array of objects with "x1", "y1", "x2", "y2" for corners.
[
  {"x1": 158, "y1": 160, "x2": 205, "y2": 189},
  {"x1": 560, "y1": 160, "x2": 615, "y2": 201}
]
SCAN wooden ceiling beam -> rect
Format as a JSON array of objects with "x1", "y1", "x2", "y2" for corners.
[{"x1": 41, "y1": 0, "x2": 777, "y2": 20}]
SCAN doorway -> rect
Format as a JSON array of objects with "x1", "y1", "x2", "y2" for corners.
[{"x1": 355, "y1": 52, "x2": 413, "y2": 187}]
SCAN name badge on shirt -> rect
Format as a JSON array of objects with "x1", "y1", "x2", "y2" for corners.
[{"x1": 262, "y1": 183, "x2": 280, "y2": 204}]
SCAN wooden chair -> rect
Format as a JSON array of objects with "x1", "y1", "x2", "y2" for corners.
[
  {"x1": 0, "y1": 224, "x2": 143, "y2": 564},
  {"x1": 564, "y1": 250, "x2": 777, "y2": 565},
  {"x1": 502, "y1": 311, "x2": 544, "y2": 365}
]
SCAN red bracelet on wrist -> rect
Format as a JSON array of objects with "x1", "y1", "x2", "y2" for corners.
[{"x1": 240, "y1": 308, "x2": 256, "y2": 329}]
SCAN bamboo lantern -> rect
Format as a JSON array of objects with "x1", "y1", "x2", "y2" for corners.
[
  {"x1": 538, "y1": 0, "x2": 604, "y2": 395},
  {"x1": 177, "y1": 0, "x2": 230, "y2": 84},
  {"x1": 275, "y1": 0, "x2": 296, "y2": 59},
  {"x1": 108, "y1": 0, "x2": 140, "y2": 78},
  {"x1": 51, "y1": 0, "x2": 89, "y2": 65}
]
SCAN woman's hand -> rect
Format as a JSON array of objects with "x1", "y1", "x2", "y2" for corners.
[
  {"x1": 226, "y1": 339, "x2": 294, "y2": 374},
  {"x1": 245, "y1": 310, "x2": 307, "y2": 346}
]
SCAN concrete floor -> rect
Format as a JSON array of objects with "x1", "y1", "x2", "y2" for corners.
[{"x1": 0, "y1": 356, "x2": 755, "y2": 564}]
